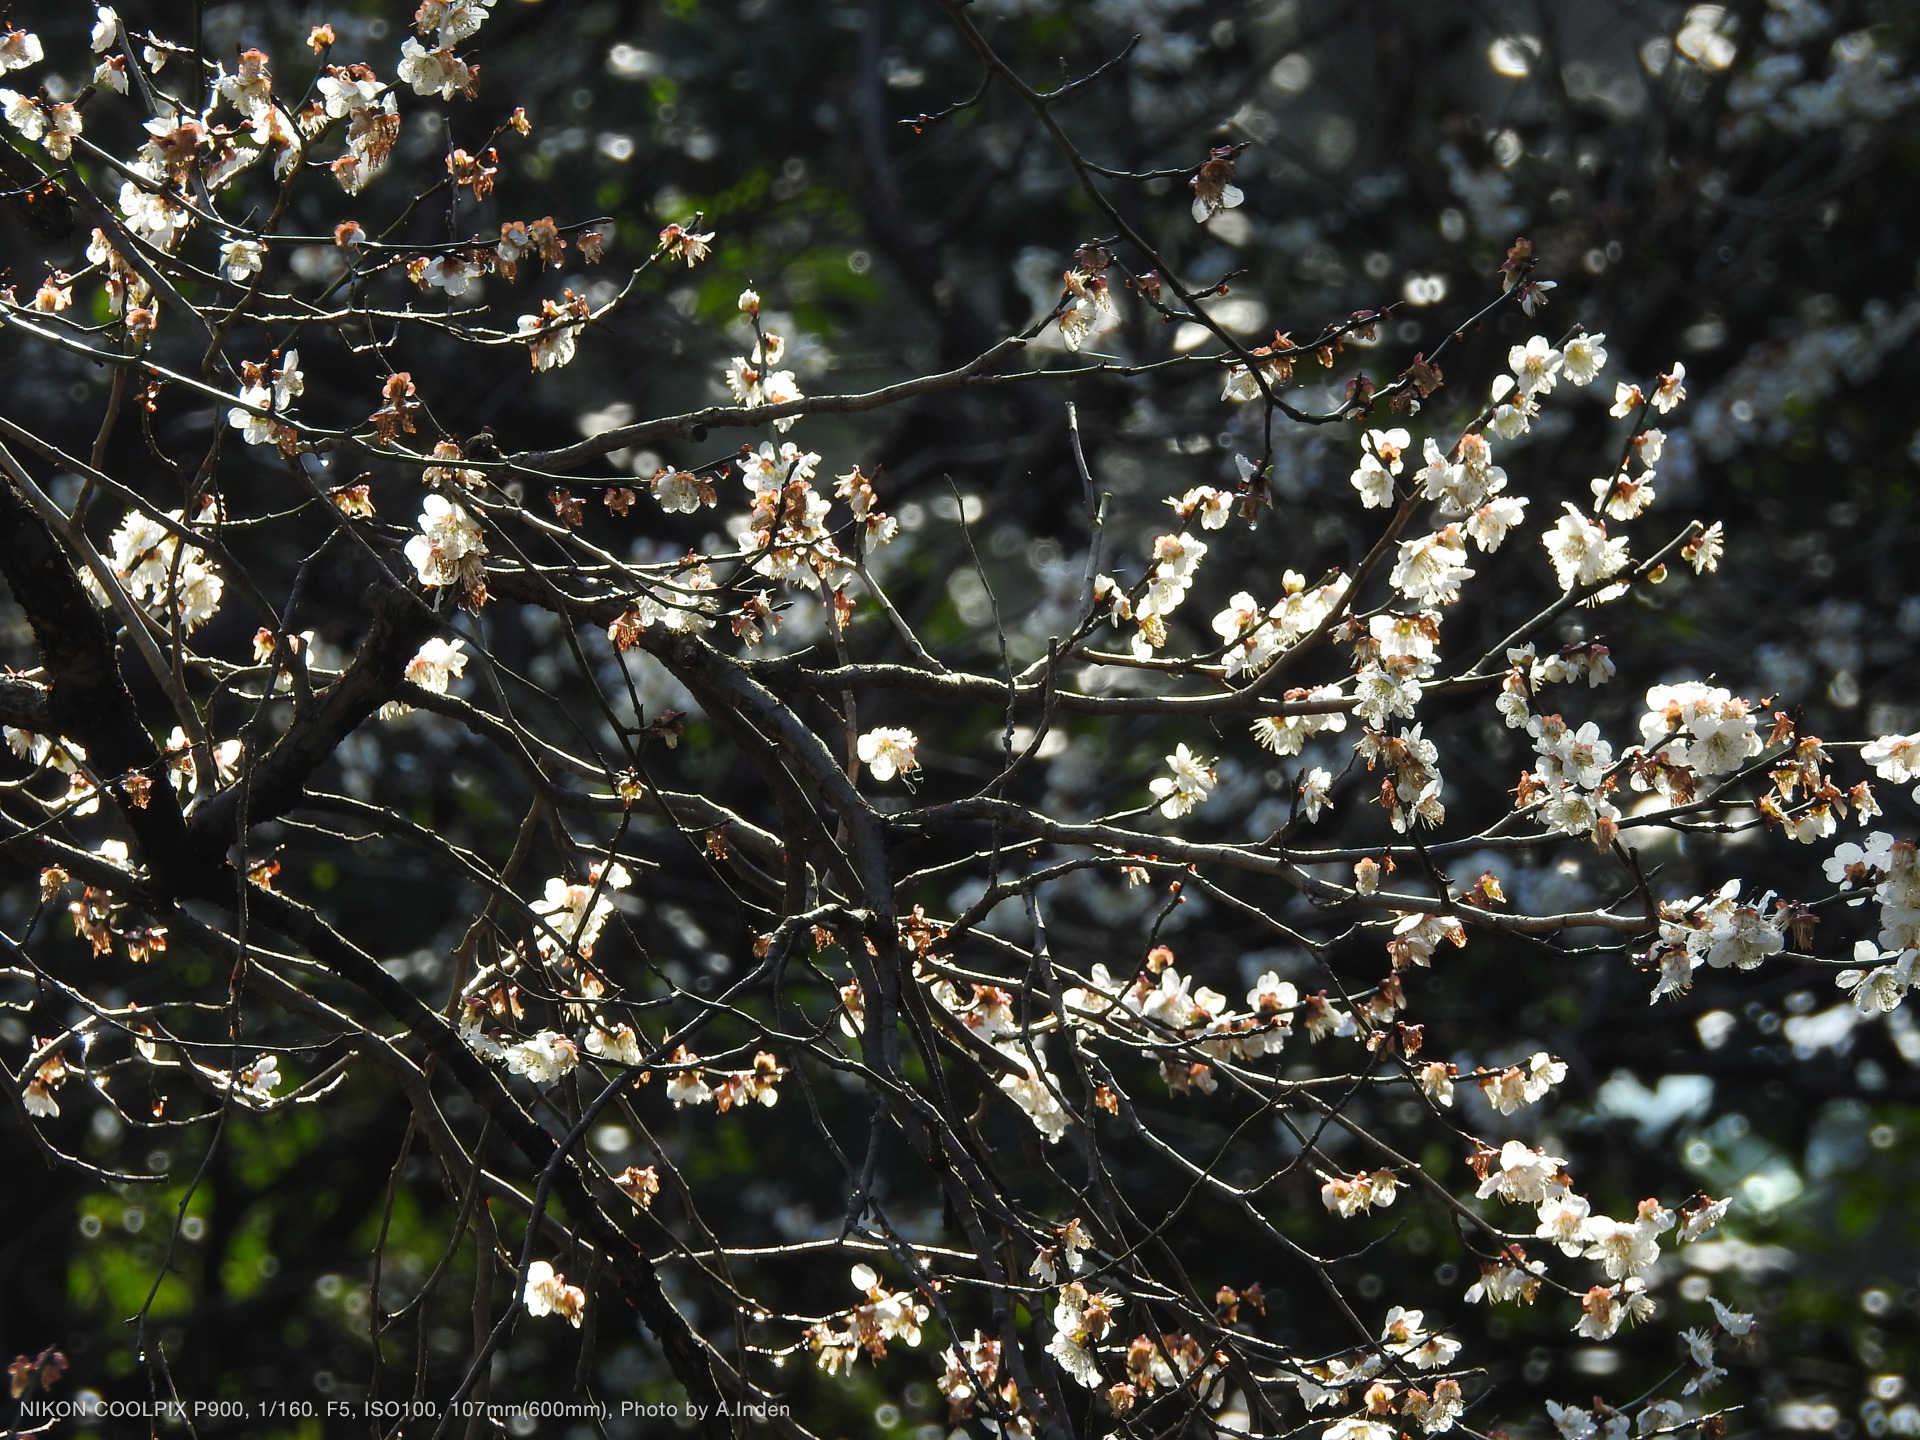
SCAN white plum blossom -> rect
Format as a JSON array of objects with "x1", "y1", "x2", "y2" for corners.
[
  {"x1": 1401, "y1": 1380, "x2": 1466, "y2": 1434},
  {"x1": 398, "y1": 37, "x2": 473, "y2": 99},
  {"x1": 1562, "y1": 332, "x2": 1608, "y2": 385},
  {"x1": 1417, "y1": 436, "x2": 1489, "y2": 509},
  {"x1": 1, "y1": 88, "x2": 81, "y2": 160},
  {"x1": 1166, "y1": 485, "x2": 1232, "y2": 529},
  {"x1": 226, "y1": 351, "x2": 303, "y2": 446},
  {"x1": 1251, "y1": 686, "x2": 1349, "y2": 755},
  {"x1": 1541, "y1": 784, "x2": 1620, "y2": 840},
  {"x1": 1581, "y1": 1214, "x2": 1663, "y2": 1280},
  {"x1": 1190, "y1": 148, "x2": 1243, "y2": 222},
  {"x1": 1576, "y1": 1277, "x2": 1654, "y2": 1340},
  {"x1": 1299, "y1": 767, "x2": 1334, "y2": 822},
  {"x1": 1848, "y1": 943, "x2": 1917, "y2": 1015},
  {"x1": 235, "y1": 1055, "x2": 282, "y2": 1103},
  {"x1": 405, "y1": 494, "x2": 487, "y2": 591},
  {"x1": 1387, "y1": 913, "x2": 1465, "y2": 970},
  {"x1": 1705, "y1": 898, "x2": 1785, "y2": 970},
  {"x1": 1416, "y1": 1061, "x2": 1456, "y2": 1106},
  {"x1": 1639, "y1": 682, "x2": 1761, "y2": 776},
  {"x1": 1825, "y1": 834, "x2": 1896, "y2": 888},
  {"x1": 1548, "y1": 1402, "x2": 1601, "y2": 1440},
  {"x1": 1465, "y1": 1251, "x2": 1548, "y2": 1304},
  {"x1": 1351, "y1": 454, "x2": 1395, "y2": 509},
  {"x1": 1863, "y1": 732, "x2": 1920, "y2": 801},
  {"x1": 318, "y1": 66, "x2": 386, "y2": 119},
  {"x1": 1468, "y1": 493, "x2": 1530, "y2": 550},
  {"x1": 105, "y1": 506, "x2": 226, "y2": 631},
  {"x1": 220, "y1": 238, "x2": 266, "y2": 283},
  {"x1": 1324, "y1": 1420, "x2": 1395, "y2": 1440},
  {"x1": 1321, "y1": 1169, "x2": 1399, "y2": 1217},
  {"x1": 1350, "y1": 428, "x2": 1410, "y2": 508},
  {"x1": 416, "y1": 0, "x2": 498, "y2": 44},
  {"x1": 666, "y1": 1060, "x2": 713, "y2": 1108},
  {"x1": 1681, "y1": 1328, "x2": 1725, "y2": 1393},
  {"x1": 1509, "y1": 336, "x2": 1564, "y2": 395},
  {"x1": 1707, "y1": 1296, "x2": 1755, "y2": 1335},
  {"x1": 1686, "y1": 519, "x2": 1725, "y2": 573},
  {"x1": 380, "y1": 637, "x2": 469, "y2": 719},
  {"x1": 530, "y1": 862, "x2": 631, "y2": 960},
  {"x1": 1383, "y1": 1310, "x2": 1462, "y2": 1372},
  {"x1": 1150, "y1": 744, "x2": 1216, "y2": 818},
  {"x1": 1870, "y1": 842, "x2": 1920, "y2": 954},
  {"x1": 1530, "y1": 715, "x2": 1613, "y2": 789},
  {"x1": 1489, "y1": 373, "x2": 1541, "y2": 438},
  {"x1": 1475, "y1": 1140, "x2": 1568, "y2": 1205},
  {"x1": 6, "y1": 726, "x2": 86, "y2": 776},
  {"x1": 585, "y1": 1021, "x2": 644, "y2": 1066},
  {"x1": 0, "y1": 28, "x2": 44, "y2": 72},
  {"x1": 723, "y1": 332, "x2": 804, "y2": 428},
  {"x1": 22, "y1": 1074, "x2": 61, "y2": 1117},
  {"x1": 856, "y1": 727, "x2": 920, "y2": 782},
  {"x1": 1535, "y1": 1193, "x2": 1593, "y2": 1256},
  {"x1": 523, "y1": 1260, "x2": 586, "y2": 1326},
  {"x1": 118, "y1": 180, "x2": 189, "y2": 250},
  {"x1": 1591, "y1": 470, "x2": 1656, "y2": 521},
  {"x1": 518, "y1": 301, "x2": 587, "y2": 371},
  {"x1": 651, "y1": 469, "x2": 710, "y2": 514},
  {"x1": 1390, "y1": 525, "x2": 1474, "y2": 602},
  {"x1": 1121, "y1": 531, "x2": 1210, "y2": 655},
  {"x1": 1480, "y1": 1052, "x2": 1568, "y2": 1114},
  {"x1": 417, "y1": 253, "x2": 484, "y2": 294},
  {"x1": 739, "y1": 440, "x2": 820, "y2": 487},
  {"x1": 503, "y1": 1031, "x2": 579, "y2": 1085},
  {"x1": 1653, "y1": 362, "x2": 1687, "y2": 413},
  {"x1": 1046, "y1": 1284, "x2": 1116, "y2": 1387},
  {"x1": 1544, "y1": 504, "x2": 1630, "y2": 590},
  {"x1": 1638, "y1": 1401, "x2": 1685, "y2": 1437},
  {"x1": 998, "y1": 1046, "x2": 1069, "y2": 1142},
  {"x1": 1215, "y1": 573, "x2": 1349, "y2": 678}
]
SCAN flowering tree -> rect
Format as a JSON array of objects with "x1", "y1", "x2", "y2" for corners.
[{"x1": 1, "y1": 2, "x2": 1918, "y2": 1438}]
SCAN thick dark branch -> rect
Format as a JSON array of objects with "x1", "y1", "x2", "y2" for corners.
[
  {"x1": 0, "y1": 470, "x2": 202, "y2": 891},
  {"x1": 0, "y1": 675, "x2": 48, "y2": 732},
  {"x1": 189, "y1": 584, "x2": 439, "y2": 847}
]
